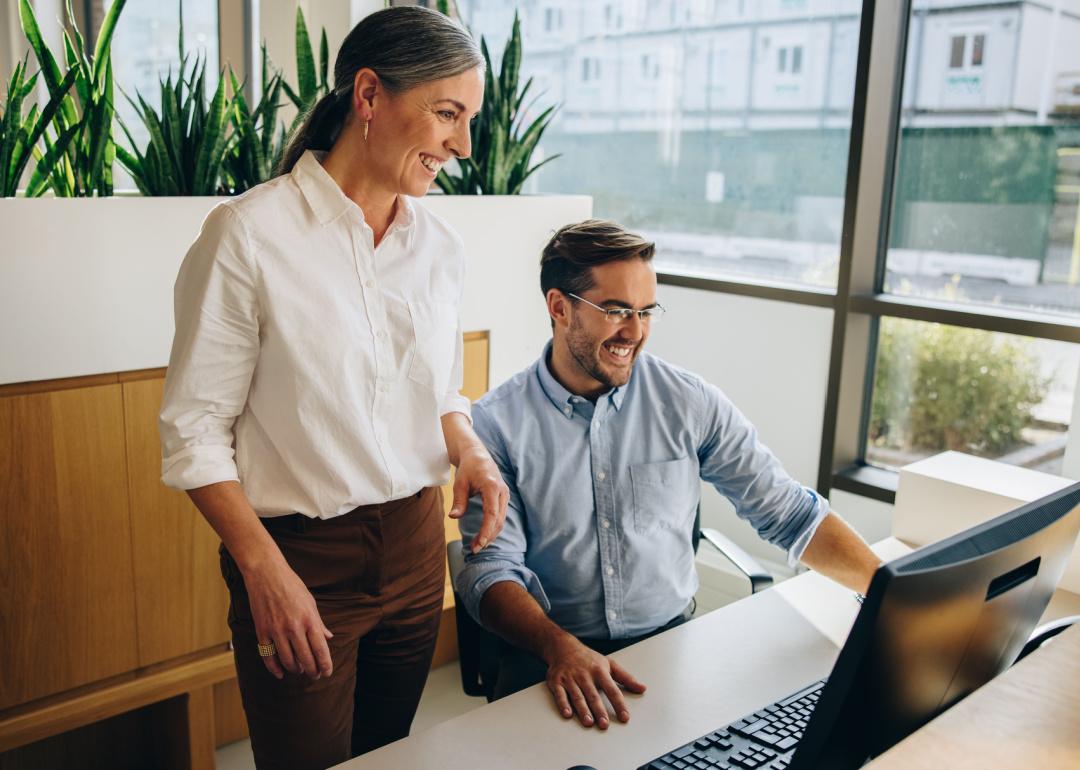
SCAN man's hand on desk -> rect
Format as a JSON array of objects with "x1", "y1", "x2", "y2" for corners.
[{"x1": 541, "y1": 634, "x2": 646, "y2": 730}]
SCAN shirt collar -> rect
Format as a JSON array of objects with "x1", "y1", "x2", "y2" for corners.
[
  {"x1": 291, "y1": 150, "x2": 417, "y2": 241},
  {"x1": 536, "y1": 341, "x2": 626, "y2": 418}
]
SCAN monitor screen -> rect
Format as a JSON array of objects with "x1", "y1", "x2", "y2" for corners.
[{"x1": 790, "y1": 481, "x2": 1080, "y2": 769}]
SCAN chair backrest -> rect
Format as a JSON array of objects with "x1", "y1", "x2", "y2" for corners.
[{"x1": 447, "y1": 541, "x2": 502, "y2": 700}]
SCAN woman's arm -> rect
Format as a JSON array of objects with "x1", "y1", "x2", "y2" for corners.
[
  {"x1": 187, "y1": 481, "x2": 334, "y2": 681},
  {"x1": 441, "y1": 412, "x2": 508, "y2": 552}
]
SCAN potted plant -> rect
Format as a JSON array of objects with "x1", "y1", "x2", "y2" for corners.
[{"x1": 0, "y1": 57, "x2": 77, "y2": 197}]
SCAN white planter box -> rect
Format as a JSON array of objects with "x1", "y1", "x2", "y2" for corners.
[
  {"x1": 1, "y1": 197, "x2": 227, "y2": 385},
  {"x1": 0, "y1": 194, "x2": 591, "y2": 386},
  {"x1": 420, "y1": 195, "x2": 592, "y2": 386}
]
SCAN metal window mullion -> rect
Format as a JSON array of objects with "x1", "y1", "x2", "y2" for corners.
[
  {"x1": 818, "y1": 0, "x2": 911, "y2": 496},
  {"x1": 848, "y1": 294, "x2": 1080, "y2": 345},
  {"x1": 657, "y1": 272, "x2": 837, "y2": 309},
  {"x1": 218, "y1": 0, "x2": 254, "y2": 102}
]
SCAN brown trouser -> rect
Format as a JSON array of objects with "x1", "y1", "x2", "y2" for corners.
[{"x1": 220, "y1": 487, "x2": 446, "y2": 770}]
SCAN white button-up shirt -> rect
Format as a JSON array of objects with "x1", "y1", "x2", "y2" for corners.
[{"x1": 160, "y1": 151, "x2": 470, "y2": 518}]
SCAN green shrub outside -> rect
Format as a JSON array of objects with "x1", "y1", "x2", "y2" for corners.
[{"x1": 869, "y1": 318, "x2": 1051, "y2": 457}]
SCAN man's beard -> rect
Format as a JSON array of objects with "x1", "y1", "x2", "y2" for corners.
[{"x1": 566, "y1": 313, "x2": 636, "y2": 391}]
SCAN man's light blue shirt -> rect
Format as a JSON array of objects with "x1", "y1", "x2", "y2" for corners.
[{"x1": 456, "y1": 344, "x2": 829, "y2": 639}]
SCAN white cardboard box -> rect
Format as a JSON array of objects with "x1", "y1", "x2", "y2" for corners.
[{"x1": 894, "y1": 450, "x2": 1080, "y2": 594}]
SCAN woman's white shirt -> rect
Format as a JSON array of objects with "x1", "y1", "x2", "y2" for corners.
[{"x1": 160, "y1": 150, "x2": 470, "y2": 519}]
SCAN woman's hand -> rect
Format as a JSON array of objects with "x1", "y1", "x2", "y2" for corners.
[
  {"x1": 442, "y1": 413, "x2": 509, "y2": 552},
  {"x1": 448, "y1": 445, "x2": 508, "y2": 553},
  {"x1": 243, "y1": 557, "x2": 335, "y2": 680}
]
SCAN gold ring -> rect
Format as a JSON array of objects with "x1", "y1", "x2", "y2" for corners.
[{"x1": 257, "y1": 641, "x2": 277, "y2": 657}]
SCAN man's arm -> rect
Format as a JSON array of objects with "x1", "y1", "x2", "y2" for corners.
[
  {"x1": 798, "y1": 512, "x2": 882, "y2": 594},
  {"x1": 479, "y1": 581, "x2": 645, "y2": 729}
]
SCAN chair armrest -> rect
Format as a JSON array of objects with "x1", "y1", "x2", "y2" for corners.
[
  {"x1": 446, "y1": 540, "x2": 501, "y2": 700},
  {"x1": 1015, "y1": 614, "x2": 1079, "y2": 663},
  {"x1": 699, "y1": 527, "x2": 774, "y2": 594}
]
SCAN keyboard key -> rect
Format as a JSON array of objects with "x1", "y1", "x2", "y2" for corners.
[
  {"x1": 742, "y1": 719, "x2": 770, "y2": 735},
  {"x1": 674, "y1": 746, "x2": 696, "y2": 759},
  {"x1": 777, "y1": 737, "x2": 799, "y2": 751}
]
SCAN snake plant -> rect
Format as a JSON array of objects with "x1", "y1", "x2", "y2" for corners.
[
  {"x1": 115, "y1": 46, "x2": 231, "y2": 196},
  {"x1": 224, "y1": 45, "x2": 288, "y2": 193},
  {"x1": 0, "y1": 57, "x2": 77, "y2": 197},
  {"x1": 436, "y1": 12, "x2": 560, "y2": 195},
  {"x1": 18, "y1": 0, "x2": 127, "y2": 197},
  {"x1": 281, "y1": 7, "x2": 329, "y2": 136}
]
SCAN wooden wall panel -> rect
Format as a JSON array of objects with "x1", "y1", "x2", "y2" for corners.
[
  {"x1": 212, "y1": 679, "x2": 248, "y2": 748},
  {"x1": 122, "y1": 378, "x2": 230, "y2": 668},
  {"x1": 0, "y1": 385, "x2": 139, "y2": 711}
]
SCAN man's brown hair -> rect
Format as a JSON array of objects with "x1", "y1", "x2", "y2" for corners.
[{"x1": 539, "y1": 219, "x2": 656, "y2": 298}]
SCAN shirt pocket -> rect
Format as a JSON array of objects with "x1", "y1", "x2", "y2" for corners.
[
  {"x1": 407, "y1": 298, "x2": 458, "y2": 397},
  {"x1": 629, "y1": 456, "x2": 697, "y2": 535}
]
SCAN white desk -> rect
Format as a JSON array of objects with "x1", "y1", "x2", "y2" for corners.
[{"x1": 335, "y1": 538, "x2": 1080, "y2": 770}]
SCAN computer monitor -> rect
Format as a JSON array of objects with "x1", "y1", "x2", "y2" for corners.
[{"x1": 790, "y1": 480, "x2": 1080, "y2": 769}]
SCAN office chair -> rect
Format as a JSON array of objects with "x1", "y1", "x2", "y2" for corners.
[{"x1": 446, "y1": 505, "x2": 775, "y2": 700}]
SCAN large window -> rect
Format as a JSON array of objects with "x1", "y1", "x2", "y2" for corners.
[
  {"x1": 460, "y1": 0, "x2": 864, "y2": 289},
  {"x1": 858, "y1": 1, "x2": 1080, "y2": 479}
]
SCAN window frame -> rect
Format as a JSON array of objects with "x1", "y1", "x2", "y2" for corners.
[{"x1": 654, "y1": 0, "x2": 1080, "y2": 505}]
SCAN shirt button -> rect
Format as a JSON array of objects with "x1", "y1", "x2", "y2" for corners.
[
  {"x1": 606, "y1": 566, "x2": 615, "y2": 576},
  {"x1": 564, "y1": 406, "x2": 572, "y2": 416},
  {"x1": 364, "y1": 279, "x2": 374, "y2": 288},
  {"x1": 596, "y1": 471, "x2": 606, "y2": 481},
  {"x1": 376, "y1": 330, "x2": 386, "y2": 339},
  {"x1": 601, "y1": 519, "x2": 611, "y2": 529},
  {"x1": 608, "y1": 610, "x2": 617, "y2": 620}
]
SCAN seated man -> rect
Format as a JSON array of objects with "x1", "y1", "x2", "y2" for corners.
[{"x1": 454, "y1": 220, "x2": 881, "y2": 730}]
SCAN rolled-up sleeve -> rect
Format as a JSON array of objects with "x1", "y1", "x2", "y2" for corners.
[
  {"x1": 439, "y1": 232, "x2": 470, "y2": 420},
  {"x1": 439, "y1": 315, "x2": 471, "y2": 420},
  {"x1": 159, "y1": 204, "x2": 260, "y2": 490},
  {"x1": 454, "y1": 405, "x2": 550, "y2": 626},
  {"x1": 696, "y1": 379, "x2": 829, "y2": 566}
]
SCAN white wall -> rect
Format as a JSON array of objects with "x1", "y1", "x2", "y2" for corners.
[
  {"x1": 829, "y1": 489, "x2": 894, "y2": 544},
  {"x1": 647, "y1": 285, "x2": 837, "y2": 573}
]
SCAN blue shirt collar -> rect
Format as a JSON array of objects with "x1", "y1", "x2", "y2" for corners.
[{"x1": 536, "y1": 341, "x2": 626, "y2": 418}]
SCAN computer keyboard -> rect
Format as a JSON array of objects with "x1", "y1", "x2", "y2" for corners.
[{"x1": 636, "y1": 679, "x2": 826, "y2": 770}]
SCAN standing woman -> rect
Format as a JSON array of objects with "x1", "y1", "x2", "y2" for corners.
[{"x1": 159, "y1": 7, "x2": 508, "y2": 769}]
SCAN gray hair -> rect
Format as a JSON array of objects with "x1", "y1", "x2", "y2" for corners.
[{"x1": 276, "y1": 5, "x2": 484, "y2": 176}]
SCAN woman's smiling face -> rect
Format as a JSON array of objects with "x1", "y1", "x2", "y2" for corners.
[{"x1": 366, "y1": 67, "x2": 485, "y2": 198}]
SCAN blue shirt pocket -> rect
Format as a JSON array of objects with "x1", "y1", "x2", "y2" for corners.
[{"x1": 629, "y1": 456, "x2": 697, "y2": 535}]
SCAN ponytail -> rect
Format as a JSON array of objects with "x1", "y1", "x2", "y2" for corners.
[{"x1": 275, "y1": 89, "x2": 351, "y2": 177}]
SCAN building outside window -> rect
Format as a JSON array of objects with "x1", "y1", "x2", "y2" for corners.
[{"x1": 460, "y1": 0, "x2": 863, "y2": 289}]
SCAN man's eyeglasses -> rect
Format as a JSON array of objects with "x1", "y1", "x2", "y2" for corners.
[{"x1": 567, "y1": 293, "x2": 666, "y2": 324}]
